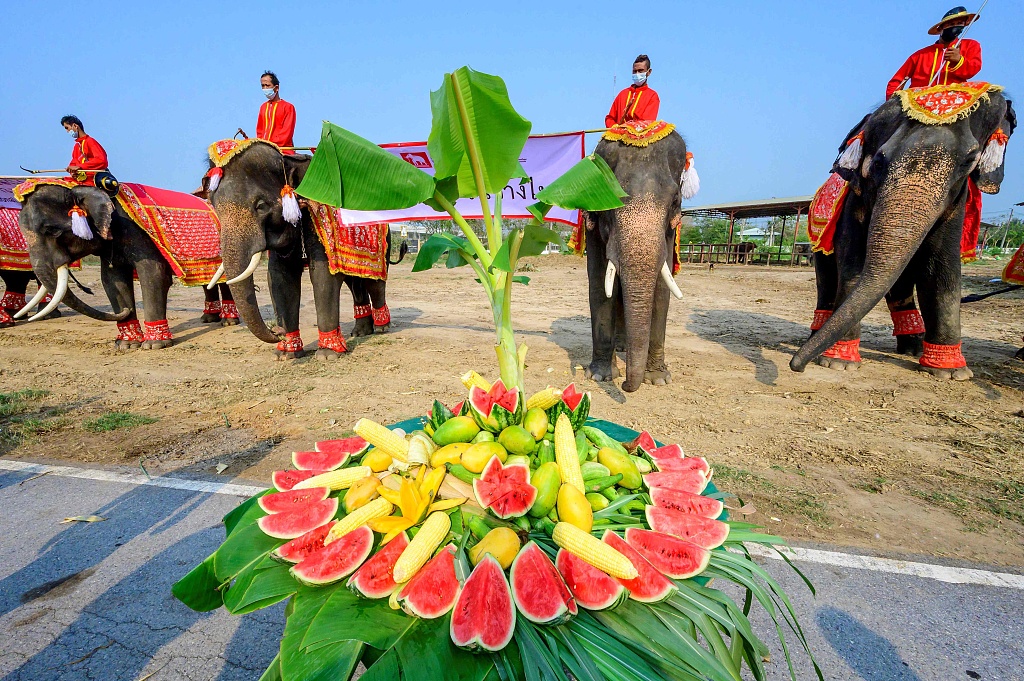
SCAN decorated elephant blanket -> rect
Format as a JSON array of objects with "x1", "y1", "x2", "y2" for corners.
[
  {"x1": 0, "y1": 207, "x2": 31, "y2": 271},
  {"x1": 307, "y1": 201, "x2": 390, "y2": 280},
  {"x1": 1003, "y1": 244, "x2": 1024, "y2": 285}
]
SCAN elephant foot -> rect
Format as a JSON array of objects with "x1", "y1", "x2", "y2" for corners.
[
  {"x1": 373, "y1": 323, "x2": 390, "y2": 334},
  {"x1": 919, "y1": 364, "x2": 973, "y2": 381},
  {"x1": 585, "y1": 358, "x2": 621, "y2": 382},
  {"x1": 114, "y1": 340, "x2": 141, "y2": 351},
  {"x1": 200, "y1": 313, "x2": 220, "y2": 324},
  {"x1": 643, "y1": 367, "x2": 672, "y2": 386},
  {"x1": 315, "y1": 348, "x2": 343, "y2": 362},
  {"x1": 220, "y1": 317, "x2": 241, "y2": 327},
  {"x1": 1016, "y1": 347, "x2": 1024, "y2": 361},
  {"x1": 275, "y1": 348, "x2": 306, "y2": 360},
  {"x1": 40, "y1": 308, "x2": 62, "y2": 320},
  {"x1": 141, "y1": 339, "x2": 174, "y2": 350},
  {"x1": 351, "y1": 317, "x2": 374, "y2": 337},
  {"x1": 816, "y1": 356, "x2": 861, "y2": 371},
  {"x1": 0, "y1": 320, "x2": 15, "y2": 329},
  {"x1": 895, "y1": 334, "x2": 924, "y2": 357}
]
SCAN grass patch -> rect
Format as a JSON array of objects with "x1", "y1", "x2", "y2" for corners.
[
  {"x1": 774, "y1": 491, "x2": 832, "y2": 528},
  {"x1": 910, "y1": 489, "x2": 969, "y2": 513},
  {"x1": 0, "y1": 390, "x2": 50, "y2": 418},
  {"x1": 978, "y1": 480, "x2": 1024, "y2": 525},
  {"x1": 714, "y1": 465, "x2": 775, "y2": 491},
  {"x1": 855, "y1": 477, "x2": 890, "y2": 494},
  {"x1": 82, "y1": 411, "x2": 158, "y2": 433}
]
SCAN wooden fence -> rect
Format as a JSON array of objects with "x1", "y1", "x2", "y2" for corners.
[{"x1": 678, "y1": 242, "x2": 813, "y2": 266}]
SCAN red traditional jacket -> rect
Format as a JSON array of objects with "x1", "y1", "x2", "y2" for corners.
[
  {"x1": 605, "y1": 84, "x2": 660, "y2": 128},
  {"x1": 257, "y1": 98, "x2": 296, "y2": 155},
  {"x1": 886, "y1": 39, "x2": 982, "y2": 98},
  {"x1": 68, "y1": 135, "x2": 108, "y2": 171}
]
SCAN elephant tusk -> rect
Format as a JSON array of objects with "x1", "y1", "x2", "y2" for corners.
[
  {"x1": 14, "y1": 284, "x2": 47, "y2": 319},
  {"x1": 226, "y1": 252, "x2": 262, "y2": 285},
  {"x1": 661, "y1": 263, "x2": 683, "y2": 300},
  {"x1": 604, "y1": 261, "x2": 616, "y2": 299},
  {"x1": 206, "y1": 263, "x2": 225, "y2": 290},
  {"x1": 28, "y1": 266, "x2": 68, "y2": 321}
]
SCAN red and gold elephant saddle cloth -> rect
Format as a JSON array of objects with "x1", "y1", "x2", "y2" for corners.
[
  {"x1": 307, "y1": 201, "x2": 389, "y2": 280},
  {"x1": 1003, "y1": 244, "x2": 1024, "y2": 285},
  {"x1": 602, "y1": 120, "x2": 676, "y2": 147},
  {"x1": 895, "y1": 82, "x2": 1003, "y2": 125},
  {"x1": 0, "y1": 207, "x2": 31, "y2": 271},
  {"x1": 207, "y1": 138, "x2": 281, "y2": 167}
]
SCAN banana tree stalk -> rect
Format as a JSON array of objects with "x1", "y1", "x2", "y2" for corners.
[{"x1": 449, "y1": 71, "x2": 499, "y2": 255}]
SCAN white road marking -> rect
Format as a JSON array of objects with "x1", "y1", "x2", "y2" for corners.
[{"x1": 2, "y1": 458, "x2": 1022, "y2": 590}]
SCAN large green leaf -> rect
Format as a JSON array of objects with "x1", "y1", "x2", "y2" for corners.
[
  {"x1": 428, "y1": 67, "x2": 531, "y2": 198},
  {"x1": 171, "y1": 554, "x2": 223, "y2": 612},
  {"x1": 213, "y1": 521, "x2": 284, "y2": 583},
  {"x1": 223, "y1": 557, "x2": 298, "y2": 615},
  {"x1": 223, "y1": 491, "x2": 270, "y2": 537},
  {"x1": 281, "y1": 587, "x2": 364, "y2": 681},
  {"x1": 533, "y1": 154, "x2": 627, "y2": 214},
  {"x1": 360, "y1": 613, "x2": 499, "y2": 681},
  {"x1": 297, "y1": 122, "x2": 436, "y2": 210},
  {"x1": 412, "y1": 233, "x2": 472, "y2": 272},
  {"x1": 258, "y1": 654, "x2": 283, "y2": 681},
  {"x1": 491, "y1": 224, "x2": 564, "y2": 273},
  {"x1": 301, "y1": 587, "x2": 417, "y2": 651}
]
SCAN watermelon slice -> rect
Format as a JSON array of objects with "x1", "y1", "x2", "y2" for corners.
[
  {"x1": 274, "y1": 521, "x2": 336, "y2": 563},
  {"x1": 257, "y1": 498, "x2": 338, "y2": 540},
  {"x1": 546, "y1": 383, "x2": 591, "y2": 430},
  {"x1": 648, "y1": 443, "x2": 683, "y2": 461},
  {"x1": 258, "y1": 487, "x2": 330, "y2": 514},
  {"x1": 628, "y1": 431, "x2": 658, "y2": 455},
  {"x1": 291, "y1": 525, "x2": 373, "y2": 585},
  {"x1": 649, "y1": 486, "x2": 724, "y2": 519},
  {"x1": 468, "y1": 380, "x2": 523, "y2": 432},
  {"x1": 624, "y1": 528, "x2": 710, "y2": 580},
  {"x1": 510, "y1": 542, "x2": 577, "y2": 625},
  {"x1": 653, "y1": 456, "x2": 711, "y2": 476},
  {"x1": 450, "y1": 555, "x2": 516, "y2": 652},
  {"x1": 292, "y1": 450, "x2": 348, "y2": 471},
  {"x1": 601, "y1": 530, "x2": 677, "y2": 603},
  {"x1": 347, "y1": 532, "x2": 410, "y2": 599},
  {"x1": 397, "y1": 545, "x2": 460, "y2": 618},
  {"x1": 315, "y1": 435, "x2": 369, "y2": 458},
  {"x1": 644, "y1": 470, "x2": 708, "y2": 495},
  {"x1": 554, "y1": 549, "x2": 628, "y2": 610},
  {"x1": 473, "y1": 457, "x2": 537, "y2": 519},
  {"x1": 645, "y1": 506, "x2": 730, "y2": 549},
  {"x1": 272, "y1": 469, "x2": 323, "y2": 491}
]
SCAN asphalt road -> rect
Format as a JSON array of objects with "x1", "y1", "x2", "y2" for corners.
[{"x1": 0, "y1": 466, "x2": 1021, "y2": 681}]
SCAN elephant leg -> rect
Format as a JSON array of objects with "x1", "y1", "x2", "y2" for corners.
[
  {"x1": 810, "y1": 251, "x2": 838, "y2": 338},
  {"x1": 816, "y1": 239, "x2": 866, "y2": 372},
  {"x1": 101, "y1": 264, "x2": 142, "y2": 350},
  {"x1": 348, "y1": 278, "x2": 374, "y2": 338},
  {"x1": 200, "y1": 285, "x2": 221, "y2": 324},
  {"x1": 644, "y1": 283, "x2": 672, "y2": 385},
  {"x1": 307, "y1": 238, "x2": 346, "y2": 361},
  {"x1": 269, "y1": 248, "x2": 306, "y2": 359},
  {"x1": 915, "y1": 214, "x2": 972, "y2": 381},
  {"x1": 585, "y1": 236, "x2": 620, "y2": 382},
  {"x1": 136, "y1": 259, "x2": 174, "y2": 350},
  {"x1": 365, "y1": 279, "x2": 390, "y2": 333},
  {"x1": 613, "y1": 295, "x2": 626, "y2": 352},
  {"x1": 0, "y1": 271, "x2": 32, "y2": 327},
  {"x1": 885, "y1": 269, "x2": 924, "y2": 357},
  {"x1": 217, "y1": 282, "x2": 239, "y2": 326}
]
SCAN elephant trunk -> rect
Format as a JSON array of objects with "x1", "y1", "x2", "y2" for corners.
[
  {"x1": 218, "y1": 204, "x2": 278, "y2": 343},
  {"x1": 791, "y1": 156, "x2": 952, "y2": 371},
  {"x1": 228, "y1": 275, "x2": 279, "y2": 343},
  {"x1": 33, "y1": 264, "x2": 129, "y2": 322}
]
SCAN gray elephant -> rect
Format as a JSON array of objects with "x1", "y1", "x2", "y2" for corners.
[
  {"x1": 793, "y1": 87, "x2": 1015, "y2": 379},
  {"x1": 584, "y1": 129, "x2": 693, "y2": 392}
]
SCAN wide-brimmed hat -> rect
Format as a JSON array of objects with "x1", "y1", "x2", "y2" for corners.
[{"x1": 928, "y1": 6, "x2": 979, "y2": 35}]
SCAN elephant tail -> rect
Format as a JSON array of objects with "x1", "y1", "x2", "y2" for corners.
[{"x1": 388, "y1": 240, "x2": 409, "y2": 266}]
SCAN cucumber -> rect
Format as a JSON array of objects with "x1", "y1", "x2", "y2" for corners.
[
  {"x1": 537, "y1": 440, "x2": 555, "y2": 466},
  {"x1": 467, "y1": 516, "x2": 491, "y2": 540},
  {"x1": 585, "y1": 474, "x2": 623, "y2": 493},
  {"x1": 513, "y1": 516, "x2": 531, "y2": 532},
  {"x1": 534, "y1": 517, "x2": 556, "y2": 535},
  {"x1": 575, "y1": 432, "x2": 589, "y2": 465},
  {"x1": 630, "y1": 455, "x2": 653, "y2": 474},
  {"x1": 600, "y1": 486, "x2": 622, "y2": 501},
  {"x1": 581, "y1": 462, "x2": 611, "y2": 481},
  {"x1": 448, "y1": 464, "x2": 479, "y2": 484},
  {"x1": 582, "y1": 426, "x2": 629, "y2": 457}
]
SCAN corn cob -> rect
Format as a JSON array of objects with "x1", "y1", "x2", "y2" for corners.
[
  {"x1": 354, "y1": 418, "x2": 410, "y2": 463},
  {"x1": 526, "y1": 387, "x2": 562, "y2": 411},
  {"x1": 554, "y1": 414, "x2": 585, "y2": 494},
  {"x1": 293, "y1": 465, "x2": 373, "y2": 491},
  {"x1": 460, "y1": 370, "x2": 491, "y2": 392},
  {"x1": 392, "y1": 511, "x2": 451, "y2": 583},
  {"x1": 552, "y1": 522, "x2": 638, "y2": 580},
  {"x1": 326, "y1": 496, "x2": 393, "y2": 544}
]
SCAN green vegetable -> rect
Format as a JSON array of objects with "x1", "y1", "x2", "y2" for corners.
[
  {"x1": 448, "y1": 464, "x2": 479, "y2": 484},
  {"x1": 582, "y1": 426, "x2": 629, "y2": 457},
  {"x1": 585, "y1": 474, "x2": 623, "y2": 493}
]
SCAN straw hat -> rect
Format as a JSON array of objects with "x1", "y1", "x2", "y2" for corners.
[{"x1": 928, "y1": 6, "x2": 979, "y2": 35}]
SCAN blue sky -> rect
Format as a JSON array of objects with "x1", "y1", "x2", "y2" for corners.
[{"x1": 1, "y1": 1, "x2": 1020, "y2": 219}]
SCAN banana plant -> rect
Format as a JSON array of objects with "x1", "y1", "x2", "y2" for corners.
[{"x1": 296, "y1": 66, "x2": 626, "y2": 394}]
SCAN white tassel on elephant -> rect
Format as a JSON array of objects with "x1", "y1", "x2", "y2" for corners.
[
  {"x1": 680, "y1": 152, "x2": 700, "y2": 200},
  {"x1": 838, "y1": 131, "x2": 864, "y2": 171},
  {"x1": 978, "y1": 128, "x2": 1009, "y2": 174},
  {"x1": 207, "y1": 167, "x2": 223, "y2": 192},
  {"x1": 281, "y1": 185, "x2": 302, "y2": 226},
  {"x1": 68, "y1": 206, "x2": 94, "y2": 240}
]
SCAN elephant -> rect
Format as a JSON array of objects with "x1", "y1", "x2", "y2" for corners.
[
  {"x1": 15, "y1": 182, "x2": 237, "y2": 349},
  {"x1": 1, "y1": 270, "x2": 58, "y2": 327},
  {"x1": 792, "y1": 89, "x2": 1015, "y2": 380},
  {"x1": 584, "y1": 130, "x2": 689, "y2": 392},
  {"x1": 203, "y1": 140, "x2": 406, "y2": 360}
]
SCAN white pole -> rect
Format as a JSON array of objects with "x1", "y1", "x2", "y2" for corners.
[{"x1": 928, "y1": 0, "x2": 991, "y2": 87}]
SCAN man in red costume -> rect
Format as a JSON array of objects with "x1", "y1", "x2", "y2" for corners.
[
  {"x1": 257, "y1": 70, "x2": 296, "y2": 155},
  {"x1": 605, "y1": 54, "x2": 660, "y2": 127},
  {"x1": 886, "y1": 6, "x2": 981, "y2": 98},
  {"x1": 61, "y1": 115, "x2": 109, "y2": 183}
]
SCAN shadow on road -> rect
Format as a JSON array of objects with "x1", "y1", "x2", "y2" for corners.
[{"x1": 816, "y1": 606, "x2": 923, "y2": 681}]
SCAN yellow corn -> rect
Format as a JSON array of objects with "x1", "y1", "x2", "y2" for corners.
[
  {"x1": 460, "y1": 370, "x2": 491, "y2": 392},
  {"x1": 354, "y1": 419, "x2": 410, "y2": 463},
  {"x1": 552, "y1": 522, "x2": 638, "y2": 580},
  {"x1": 293, "y1": 465, "x2": 373, "y2": 491},
  {"x1": 554, "y1": 414, "x2": 585, "y2": 494},
  {"x1": 326, "y1": 496, "x2": 393, "y2": 544},
  {"x1": 526, "y1": 387, "x2": 562, "y2": 411},
  {"x1": 392, "y1": 511, "x2": 451, "y2": 583}
]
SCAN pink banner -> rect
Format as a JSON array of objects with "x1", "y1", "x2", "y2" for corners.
[{"x1": 337, "y1": 132, "x2": 585, "y2": 227}]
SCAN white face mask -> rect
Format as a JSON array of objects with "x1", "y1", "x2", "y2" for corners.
[
  {"x1": 68, "y1": 129, "x2": 80, "y2": 139},
  {"x1": 262, "y1": 87, "x2": 276, "y2": 99},
  {"x1": 631, "y1": 71, "x2": 648, "y2": 86}
]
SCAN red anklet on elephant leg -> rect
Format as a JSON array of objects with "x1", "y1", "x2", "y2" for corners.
[
  {"x1": 116, "y1": 320, "x2": 144, "y2": 343},
  {"x1": 810, "y1": 309, "x2": 833, "y2": 331},
  {"x1": 0, "y1": 308, "x2": 12, "y2": 324},
  {"x1": 276, "y1": 330, "x2": 303, "y2": 353},
  {"x1": 203, "y1": 300, "x2": 221, "y2": 315},
  {"x1": 919, "y1": 341, "x2": 966, "y2": 369},
  {"x1": 220, "y1": 301, "x2": 239, "y2": 319},
  {"x1": 143, "y1": 320, "x2": 172, "y2": 342},
  {"x1": 372, "y1": 304, "x2": 390, "y2": 326},
  {"x1": 353, "y1": 304, "x2": 372, "y2": 319},
  {"x1": 41, "y1": 294, "x2": 53, "y2": 304},
  {"x1": 822, "y1": 339, "x2": 861, "y2": 362},
  {"x1": 1, "y1": 291, "x2": 26, "y2": 312},
  {"x1": 891, "y1": 309, "x2": 925, "y2": 336},
  {"x1": 318, "y1": 327, "x2": 348, "y2": 353}
]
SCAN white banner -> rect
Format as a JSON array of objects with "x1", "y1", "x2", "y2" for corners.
[{"x1": 337, "y1": 132, "x2": 585, "y2": 227}]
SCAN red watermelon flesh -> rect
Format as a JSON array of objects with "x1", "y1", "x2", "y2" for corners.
[
  {"x1": 315, "y1": 435, "x2": 370, "y2": 457},
  {"x1": 624, "y1": 528, "x2": 710, "y2": 580},
  {"x1": 272, "y1": 469, "x2": 323, "y2": 491},
  {"x1": 628, "y1": 431, "x2": 658, "y2": 455},
  {"x1": 347, "y1": 532, "x2": 410, "y2": 599},
  {"x1": 290, "y1": 525, "x2": 373, "y2": 585},
  {"x1": 257, "y1": 498, "x2": 338, "y2": 540},
  {"x1": 258, "y1": 487, "x2": 330, "y2": 514},
  {"x1": 397, "y1": 545, "x2": 460, "y2": 619},
  {"x1": 649, "y1": 443, "x2": 684, "y2": 461},
  {"x1": 601, "y1": 530, "x2": 677, "y2": 603},
  {"x1": 274, "y1": 521, "x2": 336, "y2": 563},
  {"x1": 645, "y1": 506, "x2": 730, "y2": 549},
  {"x1": 560, "y1": 383, "x2": 585, "y2": 411},
  {"x1": 644, "y1": 470, "x2": 708, "y2": 495},
  {"x1": 650, "y1": 486, "x2": 724, "y2": 519},
  {"x1": 653, "y1": 457, "x2": 711, "y2": 477},
  {"x1": 450, "y1": 555, "x2": 516, "y2": 652},
  {"x1": 510, "y1": 542, "x2": 577, "y2": 625},
  {"x1": 554, "y1": 549, "x2": 628, "y2": 610},
  {"x1": 473, "y1": 457, "x2": 537, "y2": 519},
  {"x1": 292, "y1": 450, "x2": 349, "y2": 471}
]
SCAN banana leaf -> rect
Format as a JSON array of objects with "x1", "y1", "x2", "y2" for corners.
[
  {"x1": 222, "y1": 556, "x2": 298, "y2": 615},
  {"x1": 171, "y1": 554, "x2": 222, "y2": 612},
  {"x1": 213, "y1": 520, "x2": 284, "y2": 583},
  {"x1": 527, "y1": 154, "x2": 627, "y2": 220},
  {"x1": 223, "y1": 490, "x2": 270, "y2": 537},
  {"x1": 413, "y1": 233, "x2": 474, "y2": 272}
]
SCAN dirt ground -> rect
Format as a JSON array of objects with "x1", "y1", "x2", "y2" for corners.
[{"x1": 2, "y1": 256, "x2": 1022, "y2": 567}]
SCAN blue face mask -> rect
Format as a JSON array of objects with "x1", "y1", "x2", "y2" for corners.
[
  {"x1": 68, "y1": 129, "x2": 79, "y2": 139},
  {"x1": 631, "y1": 71, "x2": 648, "y2": 86},
  {"x1": 262, "y1": 87, "x2": 276, "y2": 99}
]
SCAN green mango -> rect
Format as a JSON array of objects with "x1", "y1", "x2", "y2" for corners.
[
  {"x1": 597, "y1": 447, "x2": 642, "y2": 490},
  {"x1": 432, "y1": 415, "x2": 481, "y2": 446},
  {"x1": 528, "y1": 462, "x2": 561, "y2": 518},
  {"x1": 497, "y1": 425, "x2": 538, "y2": 456},
  {"x1": 586, "y1": 492, "x2": 610, "y2": 512},
  {"x1": 580, "y1": 461, "x2": 611, "y2": 481},
  {"x1": 522, "y1": 408, "x2": 549, "y2": 441}
]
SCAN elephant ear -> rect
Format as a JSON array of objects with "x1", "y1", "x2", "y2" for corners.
[
  {"x1": 71, "y1": 186, "x2": 115, "y2": 240},
  {"x1": 283, "y1": 155, "x2": 311, "y2": 193}
]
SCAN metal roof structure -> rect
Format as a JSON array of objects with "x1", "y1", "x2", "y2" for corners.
[{"x1": 682, "y1": 196, "x2": 814, "y2": 221}]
